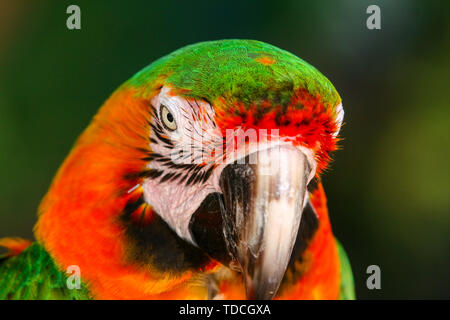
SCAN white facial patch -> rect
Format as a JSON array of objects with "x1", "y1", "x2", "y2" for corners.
[
  {"x1": 142, "y1": 87, "x2": 222, "y2": 245},
  {"x1": 142, "y1": 176, "x2": 215, "y2": 244},
  {"x1": 334, "y1": 102, "x2": 344, "y2": 137}
]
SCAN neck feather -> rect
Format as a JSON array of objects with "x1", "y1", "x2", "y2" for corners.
[{"x1": 34, "y1": 87, "x2": 211, "y2": 299}]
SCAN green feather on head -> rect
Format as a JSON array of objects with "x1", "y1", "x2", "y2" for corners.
[{"x1": 129, "y1": 39, "x2": 341, "y2": 111}]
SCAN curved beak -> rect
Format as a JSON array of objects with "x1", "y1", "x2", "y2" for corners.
[{"x1": 219, "y1": 145, "x2": 312, "y2": 300}]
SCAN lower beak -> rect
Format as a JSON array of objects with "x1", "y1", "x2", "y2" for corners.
[{"x1": 219, "y1": 145, "x2": 311, "y2": 300}]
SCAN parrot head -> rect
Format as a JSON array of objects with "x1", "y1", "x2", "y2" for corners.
[{"x1": 35, "y1": 39, "x2": 343, "y2": 299}]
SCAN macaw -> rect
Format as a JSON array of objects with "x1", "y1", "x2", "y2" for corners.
[{"x1": 0, "y1": 39, "x2": 354, "y2": 300}]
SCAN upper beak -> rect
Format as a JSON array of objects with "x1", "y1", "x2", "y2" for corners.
[{"x1": 219, "y1": 145, "x2": 312, "y2": 300}]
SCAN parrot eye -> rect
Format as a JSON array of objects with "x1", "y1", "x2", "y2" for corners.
[{"x1": 160, "y1": 105, "x2": 177, "y2": 131}]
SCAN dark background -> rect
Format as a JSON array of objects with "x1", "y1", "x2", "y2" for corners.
[{"x1": 0, "y1": 0, "x2": 449, "y2": 299}]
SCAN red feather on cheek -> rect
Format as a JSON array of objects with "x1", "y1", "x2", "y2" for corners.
[{"x1": 214, "y1": 88, "x2": 340, "y2": 173}]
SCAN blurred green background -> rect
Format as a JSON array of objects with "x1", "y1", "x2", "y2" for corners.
[{"x1": 0, "y1": 0, "x2": 449, "y2": 299}]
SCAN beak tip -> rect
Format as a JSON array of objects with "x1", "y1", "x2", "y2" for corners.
[{"x1": 245, "y1": 280, "x2": 278, "y2": 300}]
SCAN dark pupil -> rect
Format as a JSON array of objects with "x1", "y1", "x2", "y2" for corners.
[{"x1": 166, "y1": 112, "x2": 174, "y2": 123}]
